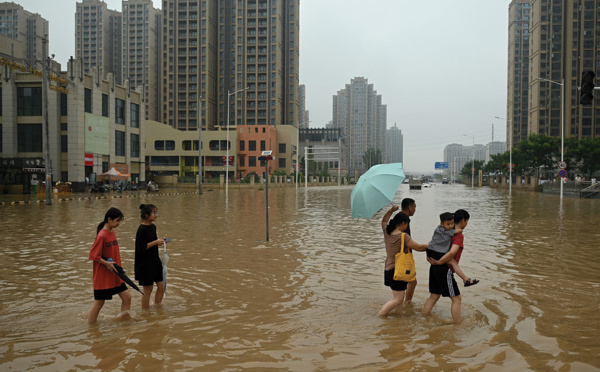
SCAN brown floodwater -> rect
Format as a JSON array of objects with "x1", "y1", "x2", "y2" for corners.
[{"x1": 0, "y1": 184, "x2": 599, "y2": 371}]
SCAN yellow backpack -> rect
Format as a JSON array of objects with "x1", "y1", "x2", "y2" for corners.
[{"x1": 393, "y1": 233, "x2": 416, "y2": 282}]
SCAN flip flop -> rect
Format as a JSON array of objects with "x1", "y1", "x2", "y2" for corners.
[{"x1": 464, "y1": 278, "x2": 479, "y2": 287}]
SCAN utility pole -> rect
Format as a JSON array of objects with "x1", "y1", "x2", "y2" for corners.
[{"x1": 42, "y1": 34, "x2": 52, "y2": 205}]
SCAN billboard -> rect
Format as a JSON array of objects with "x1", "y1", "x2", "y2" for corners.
[
  {"x1": 435, "y1": 162, "x2": 449, "y2": 170},
  {"x1": 85, "y1": 113, "x2": 110, "y2": 155}
]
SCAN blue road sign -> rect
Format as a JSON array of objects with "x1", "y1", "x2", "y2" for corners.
[
  {"x1": 558, "y1": 169, "x2": 567, "y2": 178},
  {"x1": 435, "y1": 162, "x2": 449, "y2": 170}
]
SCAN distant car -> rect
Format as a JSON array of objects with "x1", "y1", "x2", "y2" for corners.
[{"x1": 442, "y1": 178, "x2": 449, "y2": 184}]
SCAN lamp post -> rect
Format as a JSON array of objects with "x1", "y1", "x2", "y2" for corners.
[
  {"x1": 495, "y1": 116, "x2": 513, "y2": 195},
  {"x1": 463, "y1": 134, "x2": 475, "y2": 188},
  {"x1": 338, "y1": 134, "x2": 349, "y2": 186},
  {"x1": 296, "y1": 120, "x2": 310, "y2": 190},
  {"x1": 536, "y1": 78, "x2": 565, "y2": 200},
  {"x1": 226, "y1": 87, "x2": 249, "y2": 197}
]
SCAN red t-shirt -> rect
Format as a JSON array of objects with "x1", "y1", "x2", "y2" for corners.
[
  {"x1": 449, "y1": 233, "x2": 464, "y2": 272},
  {"x1": 89, "y1": 228, "x2": 123, "y2": 290}
]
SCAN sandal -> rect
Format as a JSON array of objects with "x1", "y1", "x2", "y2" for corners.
[{"x1": 464, "y1": 278, "x2": 479, "y2": 287}]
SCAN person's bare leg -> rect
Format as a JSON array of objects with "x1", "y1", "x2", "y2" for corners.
[
  {"x1": 404, "y1": 279, "x2": 417, "y2": 305},
  {"x1": 450, "y1": 295, "x2": 462, "y2": 324},
  {"x1": 142, "y1": 285, "x2": 153, "y2": 309},
  {"x1": 118, "y1": 290, "x2": 132, "y2": 319},
  {"x1": 155, "y1": 282, "x2": 164, "y2": 304},
  {"x1": 422, "y1": 293, "x2": 441, "y2": 316},
  {"x1": 379, "y1": 290, "x2": 406, "y2": 316},
  {"x1": 88, "y1": 300, "x2": 105, "y2": 324},
  {"x1": 448, "y1": 260, "x2": 469, "y2": 283}
]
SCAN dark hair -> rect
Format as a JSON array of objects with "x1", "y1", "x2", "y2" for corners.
[
  {"x1": 97, "y1": 207, "x2": 124, "y2": 234},
  {"x1": 454, "y1": 209, "x2": 470, "y2": 224},
  {"x1": 386, "y1": 212, "x2": 410, "y2": 235},
  {"x1": 140, "y1": 203, "x2": 157, "y2": 221},
  {"x1": 401, "y1": 198, "x2": 415, "y2": 210},
  {"x1": 439, "y1": 212, "x2": 454, "y2": 222}
]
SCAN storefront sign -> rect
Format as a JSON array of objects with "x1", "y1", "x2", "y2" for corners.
[{"x1": 85, "y1": 153, "x2": 94, "y2": 166}]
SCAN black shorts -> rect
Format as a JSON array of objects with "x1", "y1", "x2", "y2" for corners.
[
  {"x1": 428, "y1": 265, "x2": 460, "y2": 297},
  {"x1": 384, "y1": 269, "x2": 408, "y2": 291},
  {"x1": 94, "y1": 283, "x2": 128, "y2": 300},
  {"x1": 137, "y1": 261, "x2": 163, "y2": 286}
]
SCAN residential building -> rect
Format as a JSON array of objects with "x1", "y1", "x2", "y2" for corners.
[
  {"x1": 332, "y1": 77, "x2": 387, "y2": 176},
  {"x1": 75, "y1": 0, "x2": 122, "y2": 83},
  {"x1": 486, "y1": 141, "x2": 506, "y2": 163},
  {"x1": 299, "y1": 127, "x2": 344, "y2": 177},
  {"x1": 386, "y1": 123, "x2": 403, "y2": 164},
  {"x1": 0, "y1": 58, "x2": 144, "y2": 193},
  {"x1": 506, "y1": 0, "x2": 600, "y2": 151},
  {"x1": 122, "y1": 0, "x2": 161, "y2": 121},
  {"x1": 0, "y1": 2, "x2": 48, "y2": 67},
  {"x1": 298, "y1": 84, "x2": 309, "y2": 127}
]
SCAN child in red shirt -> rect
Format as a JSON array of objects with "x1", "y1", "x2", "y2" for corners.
[{"x1": 88, "y1": 207, "x2": 131, "y2": 324}]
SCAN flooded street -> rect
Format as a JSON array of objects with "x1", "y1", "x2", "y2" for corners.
[{"x1": 0, "y1": 184, "x2": 599, "y2": 371}]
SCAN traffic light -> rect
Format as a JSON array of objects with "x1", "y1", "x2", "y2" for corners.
[{"x1": 580, "y1": 71, "x2": 596, "y2": 105}]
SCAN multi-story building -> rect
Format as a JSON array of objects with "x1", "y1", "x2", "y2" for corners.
[
  {"x1": 386, "y1": 123, "x2": 403, "y2": 164},
  {"x1": 486, "y1": 141, "x2": 506, "y2": 163},
  {"x1": 332, "y1": 77, "x2": 387, "y2": 176},
  {"x1": 298, "y1": 84, "x2": 309, "y2": 127},
  {"x1": 506, "y1": 0, "x2": 530, "y2": 148},
  {"x1": 162, "y1": 0, "x2": 299, "y2": 131},
  {"x1": 122, "y1": 0, "x2": 160, "y2": 121},
  {"x1": 299, "y1": 127, "x2": 344, "y2": 177},
  {"x1": 444, "y1": 142, "x2": 498, "y2": 180},
  {"x1": 507, "y1": 0, "x2": 600, "y2": 150},
  {"x1": 0, "y1": 2, "x2": 48, "y2": 67},
  {"x1": 75, "y1": 0, "x2": 122, "y2": 83},
  {"x1": 0, "y1": 58, "x2": 144, "y2": 193}
]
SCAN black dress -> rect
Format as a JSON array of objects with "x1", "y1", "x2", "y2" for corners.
[{"x1": 134, "y1": 224, "x2": 163, "y2": 285}]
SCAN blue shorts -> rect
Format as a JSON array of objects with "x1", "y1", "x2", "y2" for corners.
[{"x1": 384, "y1": 269, "x2": 408, "y2": 291}]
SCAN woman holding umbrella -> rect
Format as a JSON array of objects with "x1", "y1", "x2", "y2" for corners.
[
  {"x1": 135, "y1": 204, "x2": 166, "y2": 309},
  {"x1": 379, "y1": 205, "x2": 428, "y2": 316}
]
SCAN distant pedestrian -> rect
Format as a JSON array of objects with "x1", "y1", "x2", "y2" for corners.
[
  {"x1": 88, "y1": 207, "x2": 131, "y2": 324},
  {"x1": 135, "y1": 204, "x2": 166, "y2": 309}
]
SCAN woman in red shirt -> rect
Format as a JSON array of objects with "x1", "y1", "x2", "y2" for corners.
[{"x1": 88, "y1": 207, "x2": 131, "y2": 324}]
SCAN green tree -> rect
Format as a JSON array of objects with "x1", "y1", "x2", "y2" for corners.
[
  {"x1": 460, "y1": 160, "x2": 485, "y2": 178},
  {"x1": 319, "y1": 162, "x2": 330, "y2": 178},
  {"x1": 572, "y1": 137, "x2": 600, "y2": 177},
  {"x1": 362, "y1": 148, "x2": 382, "y2": 168}
]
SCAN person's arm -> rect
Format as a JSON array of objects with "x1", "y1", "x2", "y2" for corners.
[
  {"x1": 406, "y1": 237, "x2": 428, "y2": 252},
  {"x1": 147, "y1": 237, "x2": 165, "y2": 249},
  {"x1": 454, "y1": 227, "x2": 462, "y2": 235},
  {"x1": 428, "y1": 244, "x2": 460, "y2": 265},
  {"x1": 381, "y1": 205, "x2": 399, "y2": 228}
]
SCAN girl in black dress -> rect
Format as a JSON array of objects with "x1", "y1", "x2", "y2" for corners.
[{"x1": 135, "y1": 204, "x2": 166, "y2": 309}]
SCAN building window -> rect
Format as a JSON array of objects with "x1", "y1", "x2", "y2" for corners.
[
  {"x1": 130, "y1": 103, "x2": 139, "y2": 127},
  {"x1": 17, "y1": 124, "x2": 42, "y2": 152},
  {"x1": 249, "y1": 140, "x2": 256, "y2": 151},
  {"x1": 150, "y1": 156, "x2": 179, "y2": 166},
  {"x1": 61, "y1": 135, "x2": 68, "y2": 153},
  {"x1": 17, "y1": 87, "x2": 42, "y2": 116},
  {"x1": 165, "y1": 140, "x2": 175, "y2": 151},
  {"x1": 154, "y1": 140, "x2": 165, "y2": 150},
  {"x1": 61, "y1": 93, "x2": 68, "y2": 116},
  {"x1": 249, "y1": 156, "x2": 256, "y2": 167},
  {"x1": 115, "y1": 98, "x2": 125, "y2": 124},
  {"x1": 260, "y1": 140, "x2": 266, "y2": 151},
  {"x1": 279, "y1": 143, "x2": 286, "y2": 153},
  {"x1": 130, "y1": 133, "x2": 140, "y2": 157},
  {"x1": 84, "y1": 88, "x2": 92, "y2": 113},
  {"x1": 239, "y1": 140, "x2": 245, "y2": 151},
  {"x1": 278, "y1": 157, "x2": 286, "y2": 168},
  {"x1": 240, "y1": 156, "x2": 245, "y2": 167},
  {"x1": 102, "y1": 94, "x2": 109, "y2": 117},
  {"x1": 115, "y1": 130, "x2": 125, "y2": 156}
]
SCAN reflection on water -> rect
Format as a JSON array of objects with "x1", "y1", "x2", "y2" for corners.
[{"x1": 1, "y1": 185, "x2": 599, "y2": 371}]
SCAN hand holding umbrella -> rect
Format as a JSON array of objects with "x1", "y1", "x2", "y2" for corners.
[{"x1": 105, "y1": 258, "x2": 145, "y2": 296}]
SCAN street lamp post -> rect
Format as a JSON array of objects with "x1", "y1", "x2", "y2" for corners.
[
  {"x1": 463, "y1": 134, "x2": 475, "y2": 188},
  {"x1": 226, "y1": 87, "x2": 249, "y2": 197},
  {"x1": 495, "y1": 116, "x2": 512, "y2": 195},
  {"x1": 41, "y1": 35, "x2": 52, "y2": 204},
  {"x1": 536, "y1": 78, "x2": 565, "y2": 200}
]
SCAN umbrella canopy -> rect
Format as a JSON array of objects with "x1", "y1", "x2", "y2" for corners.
[
  {"x1": 350, "y1": 163, "x2": 405, "y2": 219},
  {"x1": 160, "y1": 240, "x2": 169, "y2": 297},
  {"x1": 98, "y1": 167, "x2": 130, "y2": 180}
]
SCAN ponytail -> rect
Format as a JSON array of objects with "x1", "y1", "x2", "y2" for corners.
[
  {"x1": 386, "y1": 212, "x2": 409, "y2": 235},
  {"x1": 97, "y1": 207, "x2": 124, "y2": 234}
]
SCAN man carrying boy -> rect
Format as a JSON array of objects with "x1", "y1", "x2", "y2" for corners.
[{"x1": 422, "y1": 209, "x2": 477, "y2": 324}]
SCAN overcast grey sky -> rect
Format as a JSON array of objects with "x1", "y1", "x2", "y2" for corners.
[{"x1": 18, "y1": 0, "x2": 511, "y2": 172}]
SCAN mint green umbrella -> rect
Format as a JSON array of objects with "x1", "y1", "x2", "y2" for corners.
[{"x1": 351, "y1": 163, "x2": 405, "y2": 219}]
